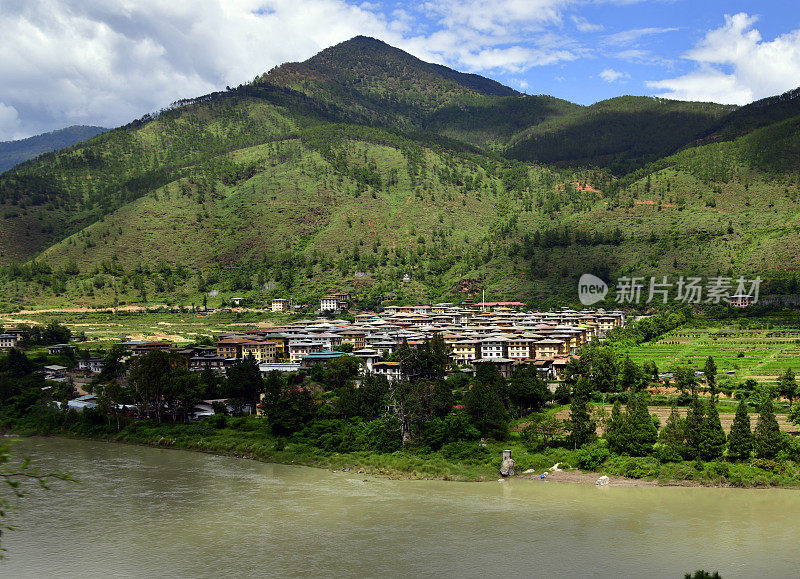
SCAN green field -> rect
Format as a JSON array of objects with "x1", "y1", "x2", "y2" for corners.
[
  {"x1": 0, "y1": 309, "x2": 289, "y2": 348},
  {"x1": 618, "y1": 316, "x2": 800, "y2": 383}
]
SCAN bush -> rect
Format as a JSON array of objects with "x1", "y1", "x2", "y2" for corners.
[
  {"x1": 704, "y1": 461, "x2": 730, "y2": 479},
  {"x1": 575, "y1": 440, "x2": 610, "y2": 471},
  {"x1": 752, "y1": 458, "x2": 785, "y2": 474},
  {"x1": 605, "y1": 455, "x2": 660, "y2": 479},
  {"x1": 211, "y1": 414, "x2": 227, "y2": 429},
  {"x1": 653, "y1": 442, "x2": 683, "y2": 463},
  {"x1": 440, "y1": 441, "x2": 492, "y2": 463}
]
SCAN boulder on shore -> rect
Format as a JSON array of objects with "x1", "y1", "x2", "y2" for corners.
[
  {"x1": 500, "y1": 457, "x2": 516, "y2": 477},
  {"x1": 596, "y1": 475, "x2": 610, "y2": 486}
]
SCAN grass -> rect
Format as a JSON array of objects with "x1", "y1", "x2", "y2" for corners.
[
  {"x1": 9, "y1": 414, "x2": 579, "y2": 482},
  {"x1": 618, "y1": 316, "x2": 800, "y2": 382}
]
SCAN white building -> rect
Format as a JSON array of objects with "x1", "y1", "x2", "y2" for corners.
[
  {"x1": 0, "y1": 333, "x2": 19, "y2": 349},
  {"x1": 320, "y1": 293, "x2": 351, "y2": 312}
]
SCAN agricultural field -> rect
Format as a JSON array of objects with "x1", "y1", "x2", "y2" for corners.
[
  {"x1": 0, "y1": 308, "x2": 287, "y2": 348},
  {"x1": 618, "y1": 316, "x2": 800, "y2": 384}
]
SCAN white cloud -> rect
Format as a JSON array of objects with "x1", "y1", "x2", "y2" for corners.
[
  {"x1": 599, "y1": 68, "x2": 629, "y2": 82},
  {"x1": 0, "y1": 102, "x2": 21, "y2": 139},
  {"x1": 603, "y1": 27, "x2": 678, "y2": 46},
  {"x1": 647, "y1": 13, "x2": 800, "y2": 104},
  {"x1": 571, "y1": 15, "x2": 603, "y2": 33},
  {"x1": 614, "y1": 49, "x2": 673, "y2": 67},
  {"x1": 0, "y1": 0, "x2": 583, "y2": 140}
]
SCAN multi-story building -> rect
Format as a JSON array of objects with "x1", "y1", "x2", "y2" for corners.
[
  {"x1": 320, "y1": 293, "x2": 351, "y2": 312},
  {"x1": 0, "y1": 333, "x2": 19, "y2": 349},
  {"x1": 271, "y1": 298, "x2": 293, "y2": 312},
  {"x1": 480, "y1": 335, "x2": 509, "y2": 360},
  {"x1": 240, "y1": 340, "x2": 279, "y2": 363}
]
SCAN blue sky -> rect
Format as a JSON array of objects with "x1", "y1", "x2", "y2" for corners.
[{"x1": 1, "y1": 0, "x2": 799, "y2": 140}]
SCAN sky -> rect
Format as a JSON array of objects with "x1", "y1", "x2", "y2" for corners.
[{"x1": 1, "y1": 0, "x2": 800, "y2": 141}]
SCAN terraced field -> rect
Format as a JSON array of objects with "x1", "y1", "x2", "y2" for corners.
[{"x1": 619, "y1": 319, "x2": 800, "y2": 383}]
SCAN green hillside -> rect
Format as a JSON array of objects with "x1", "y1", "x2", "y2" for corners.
[
  {"x1": 505, "y1": 96, "x2": 736, "y2": 173},
  {"x1": 0, "y1": 125, "x2": 108, "y2": 174},
  {"x1": 0, "y1": 36, "x2": 799, "y2": 310}
]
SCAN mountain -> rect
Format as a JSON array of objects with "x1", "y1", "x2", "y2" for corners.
[
  {"x1": 504, "y1": 96, "x2": 736, "y2": 174},
  {"x1": 0, "y1": 125, "x2": 108, "y2": 173},
  {"x1": 0, "y1": 36, "x2": 798, "y2": 310}
]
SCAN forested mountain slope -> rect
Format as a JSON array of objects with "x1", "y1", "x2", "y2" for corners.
[
  {"x1": 0, "y1": 36, "x2": 799, "y2": 310},
  {"x1": 0, "y1": 125, "x2": 107, "y2": 173}
]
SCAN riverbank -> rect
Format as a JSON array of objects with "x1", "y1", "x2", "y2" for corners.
[{"x1": 9, "y1": 417, "x2": 800, "y2": 488}]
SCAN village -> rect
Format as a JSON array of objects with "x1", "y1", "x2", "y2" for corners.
[{"x1": 0, "y1": 294, "x2": 625, "y2": 415}]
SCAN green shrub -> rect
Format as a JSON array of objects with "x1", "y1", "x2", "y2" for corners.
[
  {"x1": 752, "y1": 458, "x2": 785, "y2": 474},
  {"x1": 704, "y1": 461, "x2": 730, "y2": 479},
  {"x1": 440, "y1": 441, "x2": 492, "y2": 463},
  {"x1": 575, "y1": 440, "x2": 610, "y2": 471},
  {"x1": 605, "y1": 455, "x2": 660, "y2": 479}
]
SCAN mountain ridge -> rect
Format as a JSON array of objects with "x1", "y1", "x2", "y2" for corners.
[
  {"x1": 0, "y1": 125, "x2": 108, "y2": 174},
  {"x1": 0, "y1": 36, "x2": 798, "y2": 309}
]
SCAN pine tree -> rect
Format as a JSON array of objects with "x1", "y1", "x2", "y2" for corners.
[
  {"x1": 703, "y1": 356, "x2": 717, "y2": 397},
  {"x1": 754, "y1": 398, "x2": 782, "y2": 459},
  {"x1": 727, "y1": 401, "x2": 753, "y2": 461},
  {"x1": 624, "y1": 392, "x2": 658, "y2": 456},
  {"x1": 684, "y1": 396, "x2": 705, "y2": 460},
  {"x1": 658, "y1": 404, "x2": 686, "y2": 461},
  {"x1": 699, "y1": 398, "x2": 726, "y2": 461},
  {"x1": 568, "y1": 377, "x2": 597, "y2": 449},
  {"x1": 605, "y1": 399, "x2": 625, "y2": 454}
]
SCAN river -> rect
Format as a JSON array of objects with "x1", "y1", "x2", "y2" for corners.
[{"x1": 1, "y1": 438, "x2": 796, "y2": 578}]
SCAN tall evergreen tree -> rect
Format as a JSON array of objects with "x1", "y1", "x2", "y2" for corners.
[
  {"x1": 620, "y1": 355, "x2": 645, "y2": 392},
  {"x1": 703, "y1": 356, "x2": 717, "y2": 397},
  {"x1": 605, "y1": 399, "x2": 625, "y2": 454},
  {"x1": 683, "y1": 396, "x2": 705, "y2": 460},
  {"x1": 727, "y1": 401, "x2": 753, "y2": 461},
  {"x1": 568, "y1": 377, "x2": 596, "y2": 448},
  {"x1": 754, "y1": 398, "x2": 782, "y2": 459},
  {"x1": 658, "y1": 404, "x2": 686, "y2": 461},
  {"x1": 778, "y1": 368, "x2": 797, "y2": 404},
  {"x1": 699, "y1": 398, "x2": 726, "y2": 461},
  {"x1": 624, "y1": 391, "x2": 658, "y2": 456}
]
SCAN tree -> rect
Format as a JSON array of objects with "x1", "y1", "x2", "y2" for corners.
[
  {"x1": 727, "y1": 401, "x2": 753, "y2": 461},
  {"x1": 96, "y1": 379, "x2": 131, "y2": 431},
  {"x1": 98, "y1": 344, "x2": 127, "y2": 382},
  {"x1": 522, "y1": 413, "x2": 566, "y2": 449},
  {"x1": 129, "y1": 350, "x2": 173, "y2": 422},
  {"x1": 226, "y1": 356, "x2": 263, "y2": 414},
  {"x1": 658, "y1": 404, "x2": 686, "y2": 461},
  {"x1": 508, "y1": 366, "x2": 550, "y2": 417},
  {"x1": 568, "y1": 377, "x2": 596, "y2": 448},
  {"x1": 703, "y1": 356, "x2": 717, "y2": 396},
  {"x1": 464, "y1": 379, "x2": 510, "y2": 441},
  {"x1": 683, "y1": 396, "x2": 705, "y2": 460},
  {"x1": 675, "y1": 366, "x2": 697, "y2": 396},
  {"x1": 321, "y1": 355, "x2": 361, "y2": 391},
  {"x1": 605, "y1": 400, "x2": 625, "y2": 453},
  {"x1": 620, "y1": 355, "x2": 645, "y2": 392},
  {"x1": 589, "y1": 347, "x2": 618, "y2": 393},
  {"x1": 754, "y1": 398, "x2": 782, "y2": 459},
  {"x1": 699, "y1": 399, "x2": 726, "y2": 461},
  {"x1": 164, "y1": 368, "x2": 204, "y2": 422},
  {"x1": 624, "y1": 392, "x2": 658, "y2": 456},
  {"x1": 778, "y1": 368, "x2": 797, "y2": 403}
]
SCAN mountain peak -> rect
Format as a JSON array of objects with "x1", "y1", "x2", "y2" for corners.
[{"x1": 265, "y1": 36, "x2": 518, "y2": 100}]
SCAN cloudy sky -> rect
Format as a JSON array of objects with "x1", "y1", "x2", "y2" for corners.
[{"x1": 1, "y1": 0, "x2": 800, "y2": 141}]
